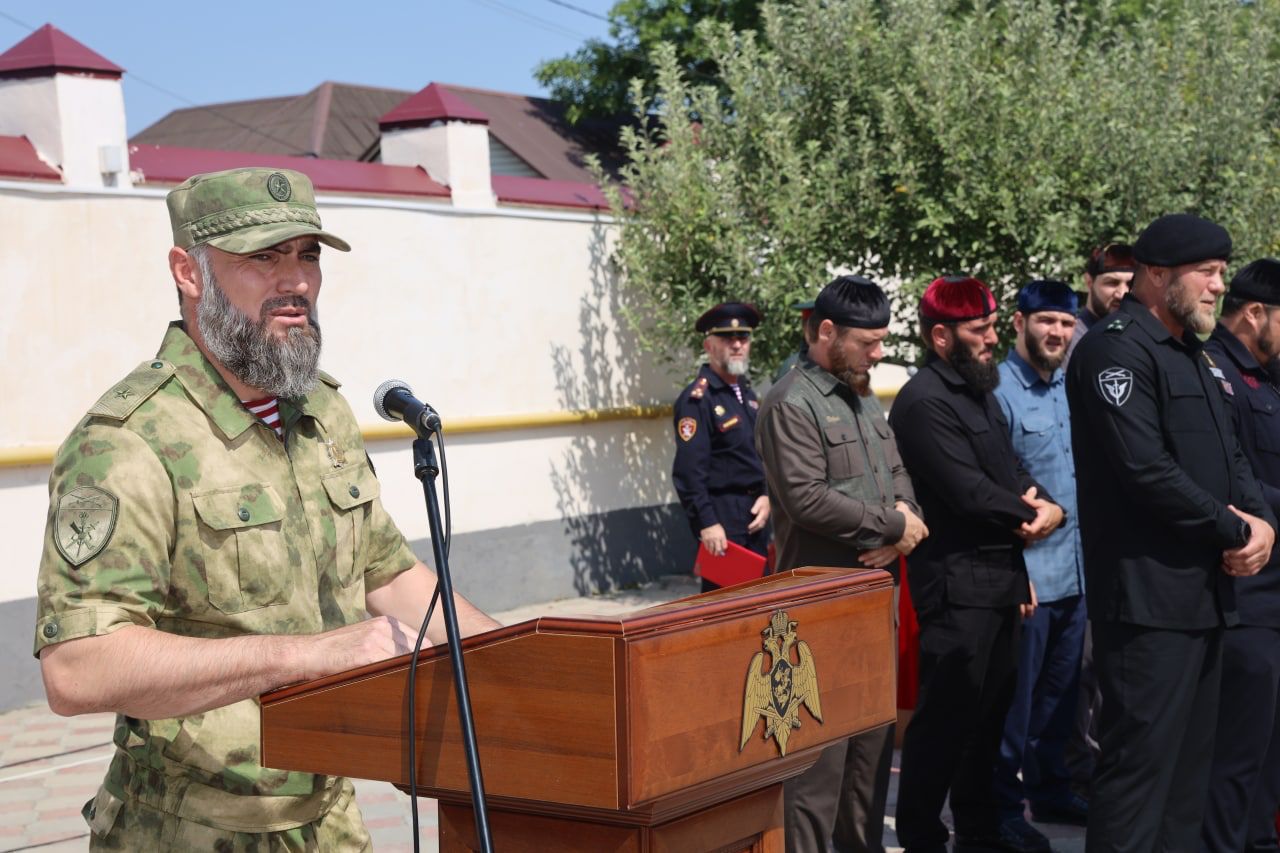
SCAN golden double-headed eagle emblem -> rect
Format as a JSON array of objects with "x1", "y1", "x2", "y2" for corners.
[{"x1": 740, "y1": 609, "x2": 823, "y2": 756}]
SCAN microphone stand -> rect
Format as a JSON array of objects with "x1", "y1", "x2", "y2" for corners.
[{"x1": 410, "y1": 434, "x2": 493, "y2": 852}]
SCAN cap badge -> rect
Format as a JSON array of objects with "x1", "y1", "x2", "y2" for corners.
[
  {"x1": 266, "y1": 172, "x2": 292, "y2": 202},
  {"x1": 731, "y1": 318, "x2": 740, "y2": 328}
]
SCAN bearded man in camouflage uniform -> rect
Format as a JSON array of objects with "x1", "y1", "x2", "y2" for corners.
[{"x1": 34, "y1": 167, "x2": 498, "y2": 850}]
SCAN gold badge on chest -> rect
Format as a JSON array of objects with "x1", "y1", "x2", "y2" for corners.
[{"x1": 324, "y1": 438, "x2": 348, "y2": 468}]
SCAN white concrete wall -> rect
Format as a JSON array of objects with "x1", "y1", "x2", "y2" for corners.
[{"x1": 0, "y1": 185, "x2": 679, "y2": 606}]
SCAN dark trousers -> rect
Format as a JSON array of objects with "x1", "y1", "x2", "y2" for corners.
[
  {"x1": 895, "y1": 604, "x2": 1019, "y2": 848},
  {"x1": 995, "y1": 594, "x2": 1087, "y2": 817},
  {"x1": 1201, "y1": 625, "x2": 1280, "y2": 853},
  {"x1": 1086, "y1": 621, "x2": 1222, "y2": 853},
  {"x1": 1065, "y1": 619, "x2": 1102, "y2": 792},
  {"x1": 784, "y1": 724, "x2": 894, "y2": 853},
  {"x1": 696, "y1": 491, "x2": 769, "y2": 592}
]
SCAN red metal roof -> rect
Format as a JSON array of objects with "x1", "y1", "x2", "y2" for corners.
[
  {"x1": 129, "y1": 145, "x2": 450, "y2": 198},
  {"x1": 0, "y1": 135, "x2": 60, "y2": 180},
  {"x1": 0, "y1": 24, "x2": 123, "y2": 79},
  {"x1": 380, "y1": 82, "x2": 490, "y2": 129},
  {"x1": 492, "y1": 175, "x2": 612, "y2": 211}
]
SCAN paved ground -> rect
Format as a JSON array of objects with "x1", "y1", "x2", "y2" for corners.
[{"x1": 0, "y1": 576, "x2": 1085, "y2": 851}]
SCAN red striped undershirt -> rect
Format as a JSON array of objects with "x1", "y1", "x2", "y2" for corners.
[{"x1": 243, "y1": 397, "x2": 283, "y2": 439}]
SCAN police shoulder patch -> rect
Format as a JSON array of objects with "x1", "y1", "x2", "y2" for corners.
[
  {"x1": 678, "y1": 417, "x2": 697, "y2": 442},
  {"x1": 88, "y1": 360, "x2": 175, "y2": 421},
  {"x1": 54, "y1": 486, "x2": 118, "y2": 567}
]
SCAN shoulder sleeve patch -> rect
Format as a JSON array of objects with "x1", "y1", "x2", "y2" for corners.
[
  {"x1": 87, "y1": 360, "x2": 176, "y2": 421},
  {"x1": 53, "y1": 485, "x2": 118, "y2": 567},
  {"x1": 317, "y1": 370, "x2": 341, "y2": 389}
]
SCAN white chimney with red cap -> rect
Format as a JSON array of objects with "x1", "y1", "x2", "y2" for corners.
[
  {"x1": 378, "y1": 82, "x2": 494, "y2": 209},
  {"x1": 0, "y1": 24, "x2": 131, "y2": 188}
]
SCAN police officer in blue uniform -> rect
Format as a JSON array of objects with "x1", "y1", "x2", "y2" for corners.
[
  {"x1": 672, "y1": 302, "x2": 770, "y2": 591},
  {"x1": 1067, "y1": 215, "x2": 1276, "y2": 853},
  {"x1": 1201, "y1": 259, "x2": 1280, "y2": 852}
]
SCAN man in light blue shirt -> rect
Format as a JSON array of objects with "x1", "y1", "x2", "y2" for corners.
[{"x1": 993, "y1": 280, "x2": 1088, "y2": 849}]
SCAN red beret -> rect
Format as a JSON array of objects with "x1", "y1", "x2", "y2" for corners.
[{"x1": 920, "y1": 275, "x2": 997, "y2": 322}]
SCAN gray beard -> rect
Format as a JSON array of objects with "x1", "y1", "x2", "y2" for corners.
[
  {"x1": 194, "y1": 259, "x2": 322, "y2": 399},
  {"x1": 1166, "y1": 277, "x2": 1214, "y2": 335}
]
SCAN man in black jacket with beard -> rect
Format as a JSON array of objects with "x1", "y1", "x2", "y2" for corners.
[
  {"x1": 1199, "y1": 258, "x2": 1280, "y2": 852},
  {"x1": 1068, "y1": 214, "x2": 1276, "y2": 853},
  {"x1": 891, "y1": 275, "x2": 1064, "y2": 853}
]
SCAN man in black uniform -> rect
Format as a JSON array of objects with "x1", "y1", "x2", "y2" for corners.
[
  {"x1": 891, "y1": 276, "x2": 1065, "y2": 853},
  {"x1": 1200, "y1": 259, "x2": 1280, "y2": 852},
  {"x1": 672, "y1": 302, "x2": 770, "y2": 591},
  {"x1": 1067, "y1": 214, "x2": 1276, "y2": 853}
]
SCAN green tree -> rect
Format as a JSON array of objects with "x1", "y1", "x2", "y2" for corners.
[
  {"x1": 535, "y1": 0, "x2": 762, "y2": 124},
  {"x1": 596, "y1": 0, "x2": 1280, "y2": 375}
]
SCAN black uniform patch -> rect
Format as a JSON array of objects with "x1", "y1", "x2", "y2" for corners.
[{"x1": 1098, "y1": 367, "x2": 1134, "y2": 407}]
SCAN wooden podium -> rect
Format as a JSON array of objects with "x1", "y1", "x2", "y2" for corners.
[{"x1": 260, "y1": 568, "x2": 896, "y2": 852}]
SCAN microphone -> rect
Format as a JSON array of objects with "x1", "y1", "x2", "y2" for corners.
[{"x1": 373, "y1": 379, "x2": 441, "y2": 437}]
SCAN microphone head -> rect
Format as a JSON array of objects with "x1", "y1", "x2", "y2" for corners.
[{"x1": 373, "y1": 379, "x2": 413, "y2": 422}]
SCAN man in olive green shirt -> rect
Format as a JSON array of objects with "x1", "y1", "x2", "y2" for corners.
[
  {"x1": 756, "y1": 275, "x2": 927, "y2": 853},
  {"x1": 34, "y1": 167, "x2": 497, "y2": 849}
]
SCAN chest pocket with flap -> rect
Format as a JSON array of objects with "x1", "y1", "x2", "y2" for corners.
[
  {"x1": 321, "y1": 463, "x2": 380, "y2": 588},
  {"x1": 191, "y1": 484, "x2": 288, "y2": 614},
  {"x1": 824, "y1": 423, "x2": 865, "y2": 480},
  {"x1": 1165, "y1": 370, "x2": 1214, "y2": 433}
]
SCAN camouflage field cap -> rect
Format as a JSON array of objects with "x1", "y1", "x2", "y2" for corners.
[{"x1": 166, "y1": 167, "x2": 351, "y2": 254}]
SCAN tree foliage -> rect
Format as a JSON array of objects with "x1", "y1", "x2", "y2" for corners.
[
  {"x1": 535, "y1": 0, "x2": 762, "y2": 124},
  {"x1": 595, "y1": 0, "x2": 1280, "y2": 375}
]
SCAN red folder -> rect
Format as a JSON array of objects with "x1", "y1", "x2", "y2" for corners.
[{"x1": 693, "y1": 539, "x2": 767, "y2": 587}]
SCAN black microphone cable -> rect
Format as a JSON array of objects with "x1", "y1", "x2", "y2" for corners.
[{"x1": 407, "y1": 425, "x2": 451, "y2": 853}]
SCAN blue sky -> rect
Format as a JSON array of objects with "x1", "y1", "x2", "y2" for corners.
[{"x1": 0, "y1": 1, "x2": 615, "y2": 134}]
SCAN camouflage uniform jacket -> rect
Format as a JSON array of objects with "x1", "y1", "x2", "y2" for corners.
[{"x1": 34, "y1": 322, "x2": 417, "y2": 833}]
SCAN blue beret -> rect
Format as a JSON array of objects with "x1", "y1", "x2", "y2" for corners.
[
  {"x1": 1134, "y1": 214, "x2": 1231, "y2": 267},
  {"x1": 815, "y1": 275, "x2": 890, "y2": 329},
  {"x1": 1016, "y1": 279, "x2": 1078, "y2": 316}
]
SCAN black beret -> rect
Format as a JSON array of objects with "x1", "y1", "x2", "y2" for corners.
[
  {"x1": 1229, "y1": 258, "x2": 1280, "y2": 307},
  {"x1": 696, "y1": 301, "x2": 761, "y2": 334},
  {"x1": 1134, "y1": 214, "x2": 1232, "y2": 267},
  {"x1": 814, "y1": 275, "x2": 891, "y2": 329},
  {"x1": 1016, "y1": 279, "x2": 1078, "y2": 316}
]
